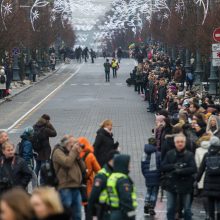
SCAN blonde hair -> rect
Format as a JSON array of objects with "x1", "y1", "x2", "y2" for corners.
[
  {"x1": 2, "y1": 141, "x2": 14, "y2": 151},
  {"x1": 32, "y1": 187, "x2": 64, "y2": 214},
  {"x1": 100, "y1": 119, "x2": 113, "y2": 128}
]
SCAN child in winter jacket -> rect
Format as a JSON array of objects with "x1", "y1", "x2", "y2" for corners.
[{"x1": 141, "y1": 138, "x2": 161, "y2": 216}]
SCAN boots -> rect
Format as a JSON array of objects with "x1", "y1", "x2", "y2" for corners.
[
  {"x1": 149, "y1": 204, "x2": 156, "y2": 216},
  {"x1": 144, "y1": 203, "x2": 150, "y2": 215}
]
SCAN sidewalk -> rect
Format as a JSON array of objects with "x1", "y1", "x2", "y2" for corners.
[{"x1": 0, "y1": 63, "x2": 65, "y2": 105}]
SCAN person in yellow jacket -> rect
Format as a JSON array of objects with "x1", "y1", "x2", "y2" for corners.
[
  {"x1": 107, "y1": 154, "x2": 137, "y2": 220},
  {"x1": 111, "y1": 58, "x2": 119, "y2": 78}
]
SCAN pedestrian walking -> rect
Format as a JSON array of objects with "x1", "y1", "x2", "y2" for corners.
[
  {"x1": 33, "y1": 114, "x2": 57, "y2": 185},
  {"x1": 31, "y1": 187, "x2": 71, "y2": 220},
  {"x1": 197, "y1": 136, "x2": 220, "y2": 220},
  {"x1": 0, "y1": 188, "x2": 34, "y2": 220},
  {"x1": 107, "y1": 154, "x2": 137, "y2": 220},
  {"x1": 0, "y1": 66, "x2": 6, "y2": 99},
  {"x1": 141, "y1": 138, "x2": 161, "y2": 216},
  {"x1": 93, "y1": 120, "x2": 119, "y2": 167},
  {"x1": 88, "y1": 150, "x2": 119, "y2": 220},
  {"x1": 0, "y1": 141, "x2": 32, "y2": 195},
  {"x1": 111, "y1": 58, "x2": 119, "y2": 78},
  {"x1": 161, "y1": 134, "x2": 197, "y2": 220},
  {"x1": 50, "y1": 53, "x2": 56, "y2": 71},
  {"x1": 52, "y1": 136, "x2": 86, "y2": 220},
  {"x1": 104, "y1": 59, "x2": 111, "y2": 82},
  {"x1": 29, "y1": 58, "x2": 38, "y2": 82}
]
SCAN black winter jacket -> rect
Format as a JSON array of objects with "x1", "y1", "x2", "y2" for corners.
[
  {"x1": 0, "y1": 156, "x2": 32, "y2": 189},
  {"x1": 33, "y1": 118, "x2": 57, "y2": 160},
  {"x1": 93, "y1": 128, "x2": 118, "y2": 167},
  {"x1": 161, "y1": 149, "x2": 197, "y2": 194},
  {"x1": 197, "y1": 146, "x2": 220, "y2": 197}
]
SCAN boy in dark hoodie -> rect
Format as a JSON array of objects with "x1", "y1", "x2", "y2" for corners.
[{"x1": 141, "y1": 138, "x2": 161, "y2": 216}]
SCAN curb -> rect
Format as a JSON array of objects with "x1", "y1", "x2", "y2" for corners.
[{"x1": 0, "y1": 63, "x2": 65, "y2": 106}]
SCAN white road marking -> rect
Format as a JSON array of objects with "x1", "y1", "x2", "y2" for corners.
[
  {"x1": 71, "y1": 84, "x2": 77, "y2": 86},
  {"x1": 4, "y1": 63, "x2": 84, "y2": 132},
  {"x1": 82, "y1": 83, "x2": 89, "y2": 86}
]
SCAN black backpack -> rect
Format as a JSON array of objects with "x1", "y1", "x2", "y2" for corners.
[
  {"x1": 206, "y1": 154, "x2": 220, "y2": 175},
  {"x1": 15, "y1": 142, "x2": 23, "y2": 157},
  {"x1": 40, "y1": 147, "x2": 60, "y2": 187},
  {"x1": 32, "y1": 126, "x2": 44, "y2": 152},
  {"x1": 0, "y1": 75, "x2": 6, "y2": 84}
]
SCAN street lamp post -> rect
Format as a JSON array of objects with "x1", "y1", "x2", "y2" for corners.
[
  {"x1": 184, "y1": 48, "x2": 191, "y2": 73},
  {"x1": 194, "y1": 49, "x2": 204, "y2": 86},
  {"x1": 13, "y1": 54, "x2": 20, "y2": 81},
  {"x1": 209, "y1": 54, "x2": 218, "y2": 95}
]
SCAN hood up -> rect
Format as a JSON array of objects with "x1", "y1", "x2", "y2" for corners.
[
  {"x1": 78, "y1": 137, "x2": 94, "y2": 158},
  {"x1": 113, "y1": 154, "x2": 130, "y2": 175}
]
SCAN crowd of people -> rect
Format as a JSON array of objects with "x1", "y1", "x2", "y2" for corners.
[
  {"x1": 126, "y1": 44, "x2": 220, "y2": 219},
  {"x1": 0, "y1": 116, "x2": 137, "y2": 220}
]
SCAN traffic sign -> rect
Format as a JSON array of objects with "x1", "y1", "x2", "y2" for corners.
[
  {"x1": 213, "y1": 28, "x2": 220, "y2": 42},
  {"x1": 212, "y1": 43, "x2": 220, "y2": 51},
  {"x1": 212, "y1": 59, "x2": 220, "y2": 66},
  {"x1": 212, "y1": 51, "x2": 220, "y2": 59}
]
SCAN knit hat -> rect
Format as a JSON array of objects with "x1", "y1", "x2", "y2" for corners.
[
  {"x1": 41, "y1": 114, "x2": 50, "y2": 121},
  {"x1": 210, "y1": 136, "x2": 220, "y2": 147},
  {"x1": 24, "y1": 126, "x2": 34, "y2": 136}
]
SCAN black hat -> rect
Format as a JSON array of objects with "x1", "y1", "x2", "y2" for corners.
[{"x1": 41, "y1": 114, "x2": 50, "y2": 121}]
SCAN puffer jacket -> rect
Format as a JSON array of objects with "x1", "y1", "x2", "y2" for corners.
[
  {"x1": 197, "y1": 145, "x2": 220, "y2": 197},
  {"x1": 195, "y1": 141, "x2": 210, "y2": 189},
  {"x1": 52, "y1": 146, "x2": 84, "y2": 190},
  {"x1": 20, "y1": 132, "x2": 34, "y2": 169},
  {"x1": 141, "y1": 144, "x2": 161, "y2": 186},
  {"x1": 161, "y1": 149, "x2": 197, "y2": 194},
  {"x1": 78, "y1": 137, "x2": 101, "y2": 195}
]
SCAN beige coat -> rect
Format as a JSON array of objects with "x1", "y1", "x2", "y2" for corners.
[{"x1": 52, "y1": 146, "x2": 83, "y2": 190}]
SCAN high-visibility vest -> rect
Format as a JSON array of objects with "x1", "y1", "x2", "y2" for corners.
[
  {"x1": 107, "y1": 173, "x2": 137, "y2": 209},
  {"x1": 98, "y1": 167, "x2": 110, "y2": 204}
]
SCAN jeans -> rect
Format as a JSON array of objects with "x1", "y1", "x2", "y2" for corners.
[
  {"x1": 208, "y1": 197, "x2": 220, "y2": 219},
  {"x1": 112, "y1": 68, "x2": 117, "y2": 78},
  {"x1": 145, "y1": 186, "x2": 159, "y2": 208},
  {"x1": 105, "y1": 71, "x2": 110, "y2": 82},
  {"x1": 60, "y1": 188, "x2": 82, "y2": 220},
  {"x1": 166, "y1": 191, "x2": 192, "y2": 220},
  {"x1": 35, "y1": 160, "x2": 47, "y2": 185}
]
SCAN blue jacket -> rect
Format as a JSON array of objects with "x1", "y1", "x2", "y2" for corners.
[
  {"x1": 20, "y1": 133, "x2": 34, "y2": 169},
  {"x1": 141, "y1": 144, "x2": 161, "y2": 186}
]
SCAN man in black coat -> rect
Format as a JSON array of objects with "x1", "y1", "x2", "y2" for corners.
[
  {"x1": 33, "y1": 114, "x2": 57, "y2": 185},
  {"x1": 0, "y1": 141, "x2": 32, "y2": 195},
  {"x1": 161, "y1": 134, "x2": 197, "y2": 220}
]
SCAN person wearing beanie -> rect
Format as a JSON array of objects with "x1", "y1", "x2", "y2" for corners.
[
  {"x1": 107, "y1": 154, "x2": 137, "y2": 220},
  {"x1": 141, "y1": 138, "x2": 161, "y2": 216},
  {"x1": 88, "y1": 150, "x2": 119, "y2": 220},
  {"x1": 33, "y1": 114, "x2": 57, "y2": 185},
  {"x1": 197, "y1": 136, "x2": 220, "y2": 219}
]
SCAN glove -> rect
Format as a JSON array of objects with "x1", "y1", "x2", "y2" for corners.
[{"x1": 114, "y1": 141, "x2": 119, "y2": 149}]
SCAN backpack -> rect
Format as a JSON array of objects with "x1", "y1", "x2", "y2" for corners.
[
  {"x1": 32, "y1": 126, "x2": 44, "y2": 152},
  {"x1": 206, "y1": 154, "x2": 220, "y2": 175},
  {"x1": 15, "y1": 142, "x2": 23, "y2": 156},
  {"x1": 40, "y1": 147, "x2": 60, "y2": 187},
  {"x1": 0, "y1": 75, "x2": 6, "y2": 84}
]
